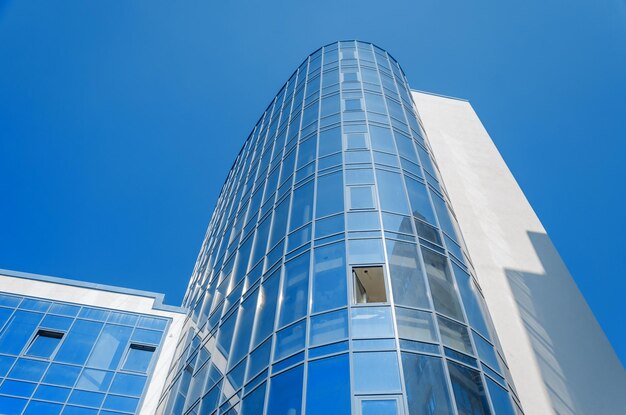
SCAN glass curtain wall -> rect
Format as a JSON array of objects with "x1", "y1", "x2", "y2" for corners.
[{"x1": 157, "y1": 41, "x2": 523, "y2": 415}]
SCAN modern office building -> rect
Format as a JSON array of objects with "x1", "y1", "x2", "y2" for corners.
[
  {"x1": 0, "y1": 269, "x2": 186, "y2": 415},
  {"x1": 2, "y1": 40, "x2": 624, "y2": 415}
]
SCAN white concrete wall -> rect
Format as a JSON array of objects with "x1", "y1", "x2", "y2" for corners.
[
  {"x1": 0, "y1": 272, "x2": 185, "y2": 415},
  {"x1": 411, "y1": 91, "x2": 626, "y2": 415}
]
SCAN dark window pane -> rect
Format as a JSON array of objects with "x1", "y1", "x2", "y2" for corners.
[
  {"x1": 486, "y1": 377, "x2": 516, "y2": 415},
  {"x1": 241, "y1": 382, "x2": 266, "y2": 415},
  {"x1": 306, "y1": 354, "x2": 350, "y2": 415}
]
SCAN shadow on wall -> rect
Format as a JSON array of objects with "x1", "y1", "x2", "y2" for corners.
[{"x1": 505, "y1": 231, "x2": 626, "y2": 415}]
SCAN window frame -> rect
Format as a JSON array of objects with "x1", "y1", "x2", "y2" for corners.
[{"x1": 24, "y1": 329, "x2": 65, "y2": 359}]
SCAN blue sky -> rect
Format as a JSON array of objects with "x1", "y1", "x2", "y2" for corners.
[{"x1": 0, "y1": 1, "x2": 624, "y2": 364}]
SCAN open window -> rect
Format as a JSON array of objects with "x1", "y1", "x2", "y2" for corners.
[
  {"x1": 25, "y1": 330, "x2": 64, "y2": 359},
  {"x1": 353, "y1": 266, "x2": 387, "y2": 303},
  {"x1": 122, "y1": 344, "x2": 156, "y2": 373}
]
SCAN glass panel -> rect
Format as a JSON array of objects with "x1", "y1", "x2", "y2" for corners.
[
  {"x1": 485, "y1": 377, "x2": 516, "y2": 415},
  {"x1": 401, "y1": 353, "x2": 453, "y2": 415},
  {"x1": 75, "y1": 369, "x2": 114, "y2": 392},
  {"x1": 438, "y1": 316, "x2": 473, "y2": 355},
  {"x1": 349, "y1": 186, "x2": 375, "y2": 210},
  {"x1": 405, "y1": 177, "x2": 436, "y2": 224},
  {"x1": 241, "y1": 382, "x2": 266, "y2": 415},
  {"x1": 309, "y1": 309, "x2": 348, "y2": 346},
  {"x1": 23, "y1": 400, "x2": 63, "y2": 415},
  {"x1": 351, "y1": 307, "x2": 394, "y2": 338},
  {"x1": 395, "y1": 308, "x2": 437, "y2": 343},
  {"x1": 370, "y1": 125, "x2": 395, "y2": 153},
  {"x1": 121, "y1": 344, "x2": 155, "y2": 373},
  {"x1": 279, "y1": 253, "x2": 310, "y2": 327},
  {"x1": 109, "y1": 373, "x2": 147, "y2": 397},
  {"x1": 55, "y1": 320, "x2": 103, "y2": 365},
  {"x1": 473, "y1": 332, "x2": 500, "y2": 372},
  {"x1": 386, "y1": 240, "x2": 429, "y2": 309},
  {"x1": 361, "y1": 400, "x2": 399, "y2": 415},
  {"x1": 43, "y1": 363, "x2": 81, "y2": 386},
  {"x1": 452, "y1": 263, "x2": 491, "y2": 339},
  {"x1": 86, "y1": 324, "x2": 133, "y2": 370},
  {"x1": 289, "y1": 181, "x2": 314, "y2": 231},
  {"x1": 306, "y1": 354, "x2": 350, "y2": 415},
  {"x1": 376, "y1": 170, "x2": 409, "y2": 214},
  {"x1": 348, "y1": 239, "x2": 384, "y2": 264},
  {"x1": 266, "y1": 364, "x2": 303, "y2": 415},
  {"x1": 312, "y1": 242, "x2": 347, "y2": 313},
  {"x1": 252, "y1": 270, "x2": 280, "y2": 347},
  {"x1": 348, "y1": 211, "x2": 380, "y2": 231},
  {"x1": 353, "y1": 352, "x2": 401, "y2": 393},
  {"x1": 448, "y1": 362, "x2": 492, "y2": 415},
  {"x1": 9, "y1": 358, "x2": 49, "y2": 381},
  {"x1": 316, "y1": 172, "x2": 344, "y2": 218},
  {"x1": 229, "y1": 289, "x2": 259, "y2": 368},
  {"x1": 0, "y1": 396, "x2": 28, "y2": 415},
  {"x1": 25, "y1": 330, "x2": 63, "y2": 358},
  {"x1": 0, "y1": 310, "x2": 43, "y2": 354},
  {"x1": 318, "y1": 127, "x2": 342, "y2": 157},
  {"x1": 421, "y1": 248, "x2": 464, "y2": 321},
  {"x1": 274, "y1": 320, "x2": 306, "y2": 361}
]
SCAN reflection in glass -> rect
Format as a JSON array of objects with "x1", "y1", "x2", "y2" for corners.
[
  {"x1": 309, "y1": 309, "x2": 348, "y2": 346},
  {"x1": 448, "y1": 362, "x2": 492, "y2": 415},
  {"x1": 267, "y1": 364, "x2": 303, "y2": 415},
  {"x1": 351, "y1": 307, "x2": 394, "y2": 339},
  {"x1": 386, "y1": 240, "x2": 429, "y2": 309},
  {"x1": 421, "y1": 248, "x2": 464, "y2": 321},
  {"x1": 312, "y1": 242, "x2": 347, "y2": 313},
  {"x1": 401, "y1": 353, "x2": 453, "y2": 415}
]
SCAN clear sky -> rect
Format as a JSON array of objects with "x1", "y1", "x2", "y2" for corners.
[{"x1": 1, "y1": 1, "x2": 624, "y2": 364}]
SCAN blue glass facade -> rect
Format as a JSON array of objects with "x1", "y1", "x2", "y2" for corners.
[
  {"x1": 157, "y1": 41, "x2": 523, "y2": 415},
  {"x1": 0, "y1": 292, "x2": 170, "y2": 415}
]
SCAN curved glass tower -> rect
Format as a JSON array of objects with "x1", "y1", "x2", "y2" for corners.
[{"x1": 157, "y1": 41, "x2": 523, "y2": 415}]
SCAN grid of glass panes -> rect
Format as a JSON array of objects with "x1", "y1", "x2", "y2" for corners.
[
  {"x1": 160, "y1": 41, "x2": 523, "y2": 415},
  {"x1": 0, "y1": 292, "x2": 169, "y2": 415}
]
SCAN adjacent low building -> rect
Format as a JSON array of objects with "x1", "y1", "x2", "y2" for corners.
[{"x1": 0, "y1": 269, "x2": 186, "y2": 415}]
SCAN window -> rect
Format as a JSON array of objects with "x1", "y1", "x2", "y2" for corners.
[
  {"x1": 121, "y1": 344, "x2": 155, "y2": 373},
  {"x1": 348, "y1": 186, "x2": 376, "y2": 210},
  {"x1": 353, "y1": 266, "x2": 387, "y2": 303},
  {"x1": 25, "y1": 330, "x2": 63, "y2": 359}
]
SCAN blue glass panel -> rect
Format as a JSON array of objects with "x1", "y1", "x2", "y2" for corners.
[
  {"x1": 473, "y1": 332, "x2": 501, "y2": 372},
  {"x1": 61, "y1": 406, "x2": 98, "y2": 415},
  {"x1": 348, "y1": 186, "x2": 375, "y2": 209},
  {"x1": 55, "y1": 319, "x2": 103, "y2": 365},
  {"x1": 274, "y1": 320, "x2": 306, "y2": 361},
  {"x1": 122, "y1": 345, "x2": 155, "y2": 373},
  {"x1": 312, "y1": 242, "x2": 347, "y2": 313},
  {"x1": 246, "y1": 338, "x2": 271, "y2": 382},
  {"x1": 0, "y1": 294, "x2": 21, "y2": 307},
  {"x1": 107, "y1": 312, "x2": 139, "y2": 326},
  {"x1": 229, "y1": 290, "x2": 258, "y2": 369},
  {"x1": 395, "y1": 307, "x2": 437, "y2": 343},
  {"x1": 43, "y1": 363, "x2": 81, "y2": 386},
  {"x1": 348, "y1": 239, "x2": 384, "y2": 264},
  {"x1": 318, "y1": 127, "x2": 342, "y2": 157},
  {"x1": 362, "y1": 400, "x2": 398, "y2": 415},
  {"x1": 421, "y1": 247, "x2": 464, "y2": 321},
  {"x1": 386, "y1": 239, "x2": 429, "y2": 309},
  {"x1": 48, "y1": 303, "x2": 80, "y2": 317},
  {"x1": 486, "y1": 377, "x2": 516, "y2": 415},
  {"x1": 452, "y1": 263, "x2": 491, "y2": 339},
  {"x1": 353, "y1": 338, "x2": 396, "y2": 351},
  {"x1": 0, "y1": 310, "x2": 43, "y2": 354},
  {"x1": 9, "y1": 358, "x2": 49, "y2": 381},
  {"x1": 315, "y1": 172, "x2": 344, "y2": 218},
  {"x1": 0, "y1": 379, "x2": 37, "y2": 396},
  {"x1": 309, "y1": 309, "x2": 348, "y2": 346},
  {"x1": 102, "y1": 395, "x2": 139, "y2": 412},
  {"x1": 353, "y1": 351, "x2": 402, "y2": 393},
  {"x1": 266, "y1": 364, "x2": 303, "y2": 415},
  {"x1": 23, "y1": 400, "x2": 63, "y2": 415},
  {"x1": 136, "y1": 316, "x2": 167, "y2": 330},
  {"x1": 376, "y1": 170, "x2": 409, "y2": 214},
  {"x1": 75, "y1": 368, "x2": 114, "y2": 392},
  {"x1": 241, "y1": 382, "x2": 266, "y2": 415},
  {"x1": 0, "y1": 354, "x2": 16, "y2": 376},
  {"x1": 34, "y1": 384, "x2": 71, "y2": 402},
  {"x1": 401, "y1": 353, "x2": 453, "y2": 415},
  {"x1": 278, "y1": 253, "x2": 310, "y2": 327},
  {"x1": 86, "y1": 324, "x2": 132, "y2": 370},
  {"x1": 25, "y1": 331, "x2": 63, "y2": 358},
  {"x1": 289, "y1": 180, "x2": 314, "y2": 232},
  {"x1": 351, "y1": 307, "x2": 394, "y2": 338},
  {"x1": 448, "y1": 362, "x2": 492, "y2": 415},
  {"x1": 405, "y1": 177, "x2": 436, "y2": 224},
  {"x1": 0, "y1": 396, "x2": 28, "y2": 415},
  {"x1": 251, "y1": 271, "x2": 280, "y2": 348},
  {"x1": 19, "y1": 298, "x2": 51, "y2": 312},
  {"x1": 131, "y1": 328, "x2": 162, "y2": 345},
  {"x1": 40, "y1": 315, "x2": 73, "y2": 331},
  {"x1": 78, "y1": 308, "x2": 109, "y2": 321},
  {"x1": 305, "y1": 353, "x2": 350, "y2": 415},
  {"x1": 0, "y1": 306, "x2": 13, "y2": 330},
  {"x1": 68, "y1": 389, "x2": 104, "y2": 407}
]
